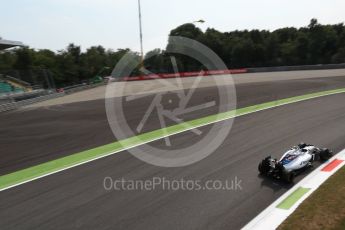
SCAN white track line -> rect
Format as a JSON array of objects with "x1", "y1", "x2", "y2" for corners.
[
  {"x1": 1, "y1": 90, "x2": 345, "y2": 192},
  {"x1": 242, "y1": 149, "x2": 345, "y2": 230}
]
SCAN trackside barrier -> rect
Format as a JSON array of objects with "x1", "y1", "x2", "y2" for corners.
[
  {"x1": 0, "y1": 102, "x2": 17, "y2": 112},
  {"x1": 0, "y1": 93, "x2": 65, "y2": 113},
  {"x1": 247, "y1": 63, "x2": 345, "y2": 73},
  {"x1": 121, "y1": 63, "x2": 345, "y2": 81},
  {"x1": 67, "y1": 83, "x2": 105, "y2": 94},
  {"x1": 63, "y1": 82, "x2": 105, "y2": 95},
  {"x1": 0, "y1": 83, "x2": 106, "y2": 113},
  {"x1": 122, "y1": 69, "x2": 248, "y2": 81}
]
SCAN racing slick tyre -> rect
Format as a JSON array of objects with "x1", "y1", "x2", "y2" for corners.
[
  {"x1": 282, "y1": 171, "x2": 295, "y2": 183},
  {"x1": 258, "y1": 162, "x2": 267, "y2": 175},
  {"x1": 258, "y1": 157, "x2": 271, "y2": 175},
  {"x1": 319, "y1": 148, "x2": 333, "y2": 162}
]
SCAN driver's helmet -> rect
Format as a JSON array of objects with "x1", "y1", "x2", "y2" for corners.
[{"x1": 298, "y1": 142, "x2": 307, "y2": 149}]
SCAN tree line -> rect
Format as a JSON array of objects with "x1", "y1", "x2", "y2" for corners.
[
  {"x1": 0, "y1": 44, "x2": 130, "y2": 87},
  {"x1": 146, "y1": 19, "x2": 345, "y2": 72},
  {"x1": 1, "y1": 19, "x2": 344, "y2": 87}
]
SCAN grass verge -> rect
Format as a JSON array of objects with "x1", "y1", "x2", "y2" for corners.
[{"x1": 278, "y1": 167, "x2": 345, "y2": 230}]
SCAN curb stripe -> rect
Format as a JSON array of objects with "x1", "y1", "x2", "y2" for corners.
[
  {"x1": 276, "y1": 187, "x2": 311, "y2": 210},
  {"x1": 322, "y1": 159, "x2": 344, "y2": 172},
  {"x1": 1, "y1": 88, "x2": 345, "y2": 192},
  {"x1": 243, "y1": 149, "x2": 345, "y2": 230}
]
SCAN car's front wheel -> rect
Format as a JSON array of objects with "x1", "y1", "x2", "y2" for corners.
[{"x1": 319, "y1": 148, "x2": 333, "y2": 162}]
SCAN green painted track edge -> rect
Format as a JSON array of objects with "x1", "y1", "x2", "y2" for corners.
[
  {"x1": 276, "y1": 187, "x2": 311, "y2": 210},
  {"x1": 1, "y1": 87, "x2": 345, "y2": 190}
]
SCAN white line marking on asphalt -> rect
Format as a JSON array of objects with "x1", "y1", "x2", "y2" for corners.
[
  {"x1": 1, "y1": 91, "x2": 345, "y2": 192},
  {"x1": 242, "y1": 149, "x2": 345, "y2": 230}
]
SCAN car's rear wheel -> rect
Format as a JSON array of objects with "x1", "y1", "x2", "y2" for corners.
[
  {"x1": 258, "y1": 161, "x2": 270, "y2": 175},
  {"x1": 258, "y1": 162, "x2": 264, "y2": 174},
  {"x1": 282, "y1": 171, "x2": 295, "y2": 183}
]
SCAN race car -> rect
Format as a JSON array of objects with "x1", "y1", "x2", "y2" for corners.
[{"x1": 258, "y1": 143, "x2": 333, "y2": 183}]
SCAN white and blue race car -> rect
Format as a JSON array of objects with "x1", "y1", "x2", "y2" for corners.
[{"x1": 258, "y1": 143, "x2": 333, "y2": 183}]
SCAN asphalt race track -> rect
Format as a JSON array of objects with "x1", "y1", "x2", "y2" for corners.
[
  {"x1": 0, "y1": 72, "x2": 345, "y2": 229},
  {"x1": 1, "y1": 75, "x2": 345, "y2": 175}
]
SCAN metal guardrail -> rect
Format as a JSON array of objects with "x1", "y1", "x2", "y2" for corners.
[
  {"x1": 0, "y1": 82, "x2": 105, "y2": 113},
  {"x1": 0, "y1": 93, "x2": 65, "y2": 113},
  {"x1": 0, "y1": 102, "x2": 17, "y2": 112},
  {"x1": 0, "y1": 89, "x2": 46, "y2": 100},
  {"x1": 63, "y1": 82, "x2": 105, "y2": 94}
]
